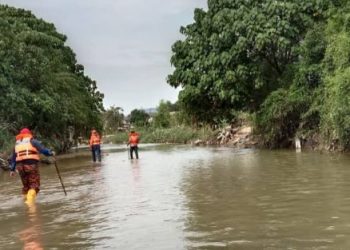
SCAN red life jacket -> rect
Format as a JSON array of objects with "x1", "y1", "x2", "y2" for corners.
[
  {"x1": 90, "y1": 133, "x2": 101, "y2": 146},
  {"x1": 129, "y1": 133, "x2": 139, "y2": 146},
  {"x1": 15, "y1": 133, "x2": 40, "y2": 162}
]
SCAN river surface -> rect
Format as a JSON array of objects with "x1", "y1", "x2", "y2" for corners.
[{"x1": 1, "y1": 145, "x2": 350, "y2": 249}]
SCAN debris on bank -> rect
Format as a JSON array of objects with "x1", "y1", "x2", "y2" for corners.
[
  {"x1": 0, "y1": 156, "x2": 9, "y2": 171},
  {"x1": 217, "y1": 124, "x2": 257, "y2": 148},
  {"x1": 192, "y1": 124, "x2": 258, "y2": 148}
]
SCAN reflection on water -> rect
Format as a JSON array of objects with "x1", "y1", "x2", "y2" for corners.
[
  {"x1": 20, "y1": 203, "x2": 43, "y2": 250},
  {"x1": 183, "y1": 150, "x2": 350, "y2": 249},
  {"x1": 1, "y1": 145, "x2": 350, "y2": 249}
]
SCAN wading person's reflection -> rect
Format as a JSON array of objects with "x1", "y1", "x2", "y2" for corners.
[{"x1": 19, "y1": 203, "x2": 43, "y2": 250}]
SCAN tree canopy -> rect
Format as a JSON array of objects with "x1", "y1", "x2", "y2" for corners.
[
  {"x1": 129, "y1": 109, "x2": 150, "y2": 127},
  {"x1": 169, "y1": 0, "x2": 350, "y2": 149},
  {"x1": 103, "y1": 106, "x2": 124, "y2": 133},
  {"x1": 0, "y1": 5, "x2": 104, "y2": 150},
  {"x1": 168, "y1": 0, "x2": 331, "y2": 124}
]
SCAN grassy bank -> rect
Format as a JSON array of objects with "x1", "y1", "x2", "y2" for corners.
[
  {"x1": 106, "y1": 126, "x2": 216, "y2": 144},
  {"x1": 0, "y1": 128, "x2": 13, "y2": 159}
]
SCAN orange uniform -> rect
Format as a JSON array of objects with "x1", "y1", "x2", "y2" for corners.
[
  {"x1": 128, "y1": 131, "x2": 140, "y2": 159},
  {"x1": 89, "y1": 130, "x2": 101, "y2": 146},
  {"x1": 89, "y1": 130, "x2": 101, "y2": 162},
  {"x1": 128, "y1": 132, "x2": 139, "y2": 146}
]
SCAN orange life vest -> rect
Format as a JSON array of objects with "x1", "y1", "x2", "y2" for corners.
[
  {"x1": 90, "y1": 133, "x2": 101, "y2": 146},
  {"x1": 129, "y1": 133, "x2": 139, "y2": 146},
  {"x1": 15, "y1": 133, "x2": 40, "y2": 162}
]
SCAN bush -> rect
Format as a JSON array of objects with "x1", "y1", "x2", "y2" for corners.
[
  {"x1": 255, "y1": 87, "x2": 311, "y2": 148},
  {"x1": 321, "y1": 68, "x2": 350, "y2": 148},
  {"x1": 110, "y1": 126, "x2": 216, "y2": 144},
  {"x1": 0, "y1": 127, "x2": 13, "y2": 155}
]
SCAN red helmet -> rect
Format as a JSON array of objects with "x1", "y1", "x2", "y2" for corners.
[{"x1": 20, "y1": 128, "x2": 31, "y2": 134}]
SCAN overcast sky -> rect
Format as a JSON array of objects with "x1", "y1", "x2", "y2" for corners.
[{"x1": 0, "y1": 0, "x2": 207, "y2": 114}]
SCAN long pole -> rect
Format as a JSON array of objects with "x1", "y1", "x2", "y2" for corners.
[{"x1": 54, "y1": 160, "x2": 67, "y2": 196}]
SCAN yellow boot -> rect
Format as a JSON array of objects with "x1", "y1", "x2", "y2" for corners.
[{"x1": 25, "y1": 189, "x2": 37, "y2": 204}]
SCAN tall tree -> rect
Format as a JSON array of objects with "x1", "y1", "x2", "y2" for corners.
[
  {"x1": 168, "y1": 0, "x2": 331, "y2": 124},
  {"x1": 129, "y1": 109, "x2": 150, "y2": 127},
  {"x1": 103, "y1": 106, "x2": 124, "y2": 133},
  {"x1": 0, "y1": 5, "x2": 104, "y2": 151},
  {"x1": 153, "y1": 100, "x2": 171, "y2": 128}
]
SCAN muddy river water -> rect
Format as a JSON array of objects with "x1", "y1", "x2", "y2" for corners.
[{"x1": 1, "y1": 144, "x2": 350, "y2": 249}]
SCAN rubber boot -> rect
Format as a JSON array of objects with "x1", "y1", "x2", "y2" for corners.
[{"x1": 25, "y1": 189, "x2": 37, "y2": 204}]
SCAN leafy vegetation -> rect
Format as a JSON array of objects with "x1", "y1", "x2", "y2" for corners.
[
  {"x1": 103, "y1": 106, "x2": 124, "y2": 134},
  {"x1": 169, "y1": 0, "x2": 350, "y2": 150},
  {"x1": 168, "y1": 0, "x2": 330, "y2": 123},
  {"x1": 106, "y1": 99, "x2": 215, "y2": 145},
  {"x1": 110, "y1": 126, "x2": 215, "y2": 145},
  {"x1": 129, "y1": 109, "x2": 150, "y2": 127},
  {"x1": 0, "y1": 5, "x2": 104, "y2": 153}
]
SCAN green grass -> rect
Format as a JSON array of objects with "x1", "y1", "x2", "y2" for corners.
[{"x1": 106, "y1": 126, "x2": 216, "y2": 144}]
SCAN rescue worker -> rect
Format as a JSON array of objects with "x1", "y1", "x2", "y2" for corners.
[
  {"x1": 127, "y1": 130, "x2": 140, "y2": 159},
  {"x1": 10, "y1": 128, "x2": 54, "y2": 203},
  {"x1": 89, "y1": 129, "x2": 101, "y2": 162}
]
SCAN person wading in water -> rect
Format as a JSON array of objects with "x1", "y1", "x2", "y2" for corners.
[
  {"x1": 89, "y1": 129, "x2": 102, "y2": 162},
  {"x1": 127, "y1": 130, "x2": 140, "y2": 159},
  {"x1": 10, "y1": 128, "x2": 54, "y2": 203}
]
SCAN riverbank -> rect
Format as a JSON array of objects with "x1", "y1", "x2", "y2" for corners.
[
  {"x1": 103, "y1": 123, "x2": 258, "y2": 149},
  {"x1": 0, "y1": 123, "x2": 344, "y2": 171},
  {"x1": 106, "y1": 126, "x2": 217, "y2": 145},
  {"x1": 177, "y1": 123, "x2": 349, "y2": 153}
]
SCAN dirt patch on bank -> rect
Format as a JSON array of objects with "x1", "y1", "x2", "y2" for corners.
[{"x1": 192, "y1": 124, "x2": 258, "y2": 148}]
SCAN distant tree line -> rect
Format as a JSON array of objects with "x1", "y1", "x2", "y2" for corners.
[
  {"x1": 102, "y1": 100, "x2": 184, "y2": 132},
  {"x1": 106, "y1": 99, "x2": 214, "y2": 145}
]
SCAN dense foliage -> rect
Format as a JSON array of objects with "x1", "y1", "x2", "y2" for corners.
[
  {"x1": 320, "y1": 5, "x2": 350, "y2": 148},
  {"x1": 107, "y1": 100, "x2": 215, "y2": 145},
  {"x1": 169, "y1": 0, "x2": 350, "y2": 149},
  {"x1": 0, "y1": 5, "x2": 104, "y2": 152},
  {"x1": 128, "y1": 101, "x2": 180, "y2": 129},
  {"x1": 103, "y1": 106, "x2": 124, "y2": 134},
  {"x1": 129, "y1": 109, "x2": 150, "y2": 127},
  {"x1": 153, "y1": 100, "x2": 172, "y2": 128},
  {"x1": 168, "y1": 0, "x2": 330, "y2": 123},
  {"x1": 110, "y1": 126, "x2": 215, "y2": 145}
]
